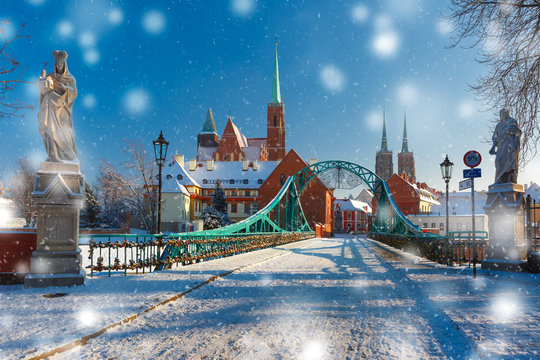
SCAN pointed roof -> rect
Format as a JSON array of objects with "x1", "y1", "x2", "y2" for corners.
[
  {"x1": 401, "y1": 108, "x2": 409, "y2": 153},
  {"x1": 380, "y1": 107, "x2": 388, "y2": 152},
  {"x1": 271, "y1": 42, "x2": 281, "y2": 103},
  {"x1": 201, "y1": 108, "x2": 217, "y2": 134}
]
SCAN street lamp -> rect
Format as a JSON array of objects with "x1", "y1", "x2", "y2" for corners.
[
  {"x1": 440, "y1": 155, "x2": 454, "y2": 238},
  {"x1": 153, "y1": 130, "x2": 169, "y2": 234}
]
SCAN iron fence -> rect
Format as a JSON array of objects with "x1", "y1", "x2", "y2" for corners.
[
  {"x1": 84, "y1": 232, "x2": 314, "y2": 277},
  {"x1": 447, "y1": 231, "x2": 489, "y2": 266}
]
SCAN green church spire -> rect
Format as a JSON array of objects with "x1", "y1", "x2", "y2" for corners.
[
  {"x1": 381, "y1": 107, "x2": 388, "y2": 152},
  {"x1": 202, "y1": 107, "x2": 217, "y2": 133},
  {"x1": 401, "y1": 108, "x2": 409, "y2": 153},
  {"x1": 271, "y1": 41, "x2": 281, "y2": 103}
]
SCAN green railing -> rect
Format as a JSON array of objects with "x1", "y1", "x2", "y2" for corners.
[{"x1": 84, "y1": 232, "x2": 314, "y2": 276}]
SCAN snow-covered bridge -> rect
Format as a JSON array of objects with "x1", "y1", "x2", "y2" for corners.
[{"x1": 2, "y1": 235, "x2": 539, "y2": 359}]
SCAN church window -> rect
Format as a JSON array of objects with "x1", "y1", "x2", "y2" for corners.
[{"x1": 274, "y1": 113, "x2": 277, "y2": 127}]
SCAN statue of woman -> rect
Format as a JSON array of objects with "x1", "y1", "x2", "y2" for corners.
[
  {"x1": 37, "y1": 50, "x2": 78, "y2": 162},
  {"x1": 489, "y1": 108, "x2": 521, "y2": 184}
]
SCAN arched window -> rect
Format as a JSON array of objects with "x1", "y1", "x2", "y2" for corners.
[
  {"x1": 229, "y1": 178, "x2": 235, "y2": 184},
  {"x1": 203, "y1": 179, "x2": 208, "y2": 184},
  {"x1": 273, "y1": 113, "x2": 277, "y2": 127},
  {"x1": 177, "y1": 174, "x2": 183, "y2": 180},
  {"x1": 258, "y1": 179, "x2": 263, "y2": 184},
  {"x1": 243, "y1": 179, "x2": 249, "y2": 184},
  {"x1": 280, "y1": 173, "x2": 286, "y2": 186},
  {"x1": 166, "y1": 174, "x2": 172, "y2": 180}
]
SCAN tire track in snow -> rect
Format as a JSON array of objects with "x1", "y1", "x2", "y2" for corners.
[
  {"x1": 28, "y1": 238, "x2": 323, "y2": 360},
  {"x1": 360, "y1": 237, "x2": 482, "y2": 359}
]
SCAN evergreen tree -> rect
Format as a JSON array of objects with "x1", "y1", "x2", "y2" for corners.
[
  {"x1": 202, "y1": 180, "x2": 230, "y2": 229},
  {"x1": 80, "y1": 182, "x2": 101, "y2": 228}
]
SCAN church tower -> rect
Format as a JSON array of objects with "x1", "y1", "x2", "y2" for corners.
[
  {"x1": 397, "y1": 109, "x2": 415, "y2": 182},
  {"x1": 375, "y1": 108, "x2": 393, "y2": 181},
  {"x1": 267, "y1": 42, "x2": 286, "y2": 161}
]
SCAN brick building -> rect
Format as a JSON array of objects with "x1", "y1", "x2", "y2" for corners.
[
  {"x1": 375, "y1": 108, "x2": 393, "y2": 181},
  {"x1": 196, "y1": 44, "x2": 285, "y2": 163},
  {"x1": 334, "y1": 199, "x2": 371, "y2": 233},
  {"x1": 372, "y1": 173, "x2": 440, "y2": 216},
  {"x1": 258, "y1": 149, "x2": 334, "y2": 235}
]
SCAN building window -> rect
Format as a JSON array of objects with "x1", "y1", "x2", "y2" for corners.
[
  {"x1": 177, "y1": 174, "x2": 183, "y2": 180},
  {"x1": 423, "y1": 223, "x2": 428, "y2": 228},
  {"x1": 274, "y1": 113, "x2": 277, "y2": 126},
  {"x1": 232, "y1": 190, "x2": 237, "y2": 196},
  {"x1": 440, "y1": 223, "x2": 444, "y2": 230},
  {"x1": 258, "y1": 179, "x2": 263, "y2": 184},
  {"x1": 166, "y1": 174, "x2": 172, "y2": 180},
  {"x1": 348, "y1": 213, "x2": 352, "y2": 219},
  {"x1": 231, "y1": 203, "x2": 237, "y2": 213},
  {"x1": 280, "y1": 174, "x2": 286, "y2": 186},
  {"x1": 230, "y1": 178, "x2": 235, "y2": 184},
  {"x1": 243, "y1": 179, "x2": 249, "y2": 184},
  {"x1": 203, "y1": 179, "x2": 208, "y2": 184},
  {"x1": 245, "y1": 203, "x2": 250, "y2": 214},
  {"x1": 431, "y1": 223, "x2": 436, "y2": 229},
  {"x1": 245, "y1": 190, "x2": 251, "y2": 197}
]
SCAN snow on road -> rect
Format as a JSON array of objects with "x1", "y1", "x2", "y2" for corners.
[{"x1": 1, "y1": 235, "x2": 539, "y2": 359}]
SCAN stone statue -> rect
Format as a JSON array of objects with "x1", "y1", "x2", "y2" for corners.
[
  {"x1": 37, "y1": 50, "x2": 78, "y2": 162},
  {"x1": 489, "y1": 108, "x2": 521, "y2": 184}
]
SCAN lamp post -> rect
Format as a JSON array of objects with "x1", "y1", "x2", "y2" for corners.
[
  {"x1": 440, "y1": 155, "x2": 454, "y2": 238},
  {"x1": 153, "y1": 130, "x2": 169, "y2": 234}
]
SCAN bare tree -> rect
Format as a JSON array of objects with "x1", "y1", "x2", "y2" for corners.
[
  {"x1": 0, "y1": 19, "x2": 33, "y2": 118},
  {"x1": 448, "y1": 1, "x2": 540, "y2": 166},
  {"x1": 8, "y1": 158, "x2": 36, "y2": 226},
  {"x1": 97, "y1": 140, "x2": 157, "y2": 231}
]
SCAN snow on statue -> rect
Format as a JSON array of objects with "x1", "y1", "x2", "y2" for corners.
[
  {"x1": 37, "y1": 50, "x2": 78, "y2": 162},
  {"x1": 489, "y1": 108, "x2": 521, "y2": 184}
]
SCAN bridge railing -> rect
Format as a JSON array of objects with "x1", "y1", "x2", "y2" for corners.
[
  {"x1": 82, "y1": 231, "x2": 314, "y2": 277},
  {"x1": 447, "y1": 231, "x2": 489, "y2": 266}
]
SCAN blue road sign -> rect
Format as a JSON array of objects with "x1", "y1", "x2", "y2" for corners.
[{"x1": 463, "y1": 168, "x2": 481, "y2": 178}]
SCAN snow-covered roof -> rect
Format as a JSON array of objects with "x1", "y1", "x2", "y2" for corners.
[
  {"x1": 526, "y1": 182, "x2": 540, "y2": 202},
  {"x1": 163, "y1": 157, "x2": 278, "y2": 190},
  {"x1": 335, "y1": 199, "x2": 372, "y2": 213},
  {"x1": 197, "y1": 146, "x2": 217, "y2": 161},
  {"x1": 355, "y1": 189, "x2": 373, "y2": 204},
  {"x1": 230, "y1": 121, "x2": 248, "y2": 148},
  {"x1": 430, "y1": 191, "x2": 488, "y2": 216},
  {"x1": 162, "y1": 179, "x2": 191, "y2": 196}
]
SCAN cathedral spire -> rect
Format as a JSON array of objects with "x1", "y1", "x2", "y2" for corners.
[
  {"x1": 381, "y1": 107, "x2": 388, "y2": 152},
  {"x1": 271, "y1": 38, "x2": 281, "y2": 103},
  {"x1": 401, "y1": 107, "x2": 409, "y2": 153},
  {"x1": 202, "y1": 107, "x2": 217, "y2": 134}
]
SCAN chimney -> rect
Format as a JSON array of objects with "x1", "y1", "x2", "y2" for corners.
[
  {"x1": 174, "y1": 155, "x2": 184, "y2": 166},
  {"x1": 310, "y1": 158, "x2": 317, "y2": 165},
  {"x1": 242, "y1": 159, "x2": 249, "y2": 171},
  {"x1": 253, "y1": 159, "x2": 259, "y2": 170},
  {"x1": 207, "y1": 159, "x2": 215, "y2": 171},
  {"x1": 189, "y1": 159, "x2": 196, "y2": 171}
]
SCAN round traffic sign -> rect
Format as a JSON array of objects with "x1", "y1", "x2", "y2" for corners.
[{"x1": 463, "y1": 150, "x2": 482, "y2": 168}]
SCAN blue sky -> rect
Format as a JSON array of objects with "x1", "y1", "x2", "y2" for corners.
[{"x1": 1, "y1": 0, "x2": 538, "y2": 193}]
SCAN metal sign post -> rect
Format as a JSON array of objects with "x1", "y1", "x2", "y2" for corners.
[{"x1": 463, "y1": 150, "x2": 482, "y2": 278}]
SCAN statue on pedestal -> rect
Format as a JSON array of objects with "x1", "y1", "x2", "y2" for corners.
[
  {"x1": 489, "y1": 108, "x2": 521, "y2": 184},
  {"x1": 37, "y1": 50, "x2": 78, "y2": 162}
]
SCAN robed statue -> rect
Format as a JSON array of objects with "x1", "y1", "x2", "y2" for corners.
[
  {"x1": 37, "y1": 50, "x2": 78, "y2": 162},
  {"x1": 489, "y1": 108, "x2": 521, "y2": 184}
]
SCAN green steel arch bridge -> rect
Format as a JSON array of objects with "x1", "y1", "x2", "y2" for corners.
[{"x1": 158, "y1": 160, "x2": 439, "y2": 267}]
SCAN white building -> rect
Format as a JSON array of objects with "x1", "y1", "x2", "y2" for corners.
[{"x1": 408, "y1": 191, "x2": 488, "y2": 236}]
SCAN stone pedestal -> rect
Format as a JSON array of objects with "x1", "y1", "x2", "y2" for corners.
[
  {"x1": 24, "y1": 162, "x2": 85, "y2": 288},
  {"x1": 482, "y1": 183, "x2": 527, "y2": 272}
]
